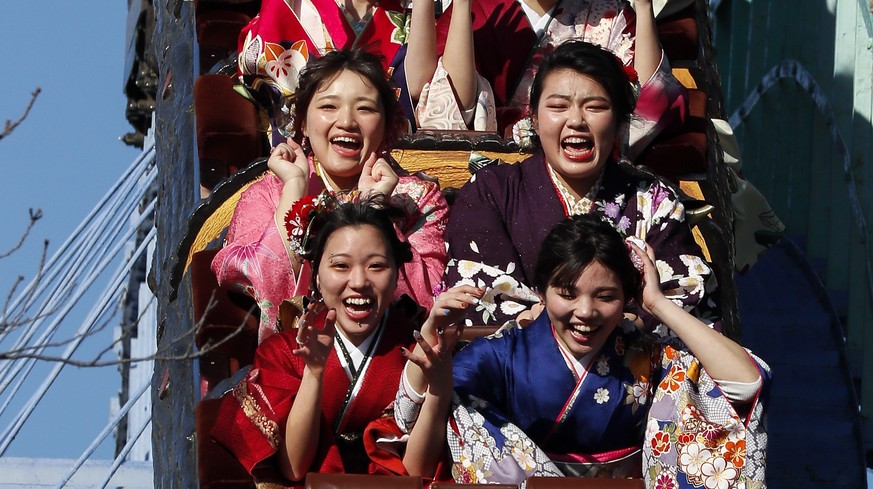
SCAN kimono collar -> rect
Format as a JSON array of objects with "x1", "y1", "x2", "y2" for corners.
[{"x1": 546, "y1": 161, "x2": 604, "y2": 216}]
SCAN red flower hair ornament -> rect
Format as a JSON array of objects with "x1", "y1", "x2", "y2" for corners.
[{"x1": 284, "y1": 191, "x2": 332, "y2": 256}]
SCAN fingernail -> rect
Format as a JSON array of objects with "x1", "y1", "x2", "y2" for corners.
[
  {"x1": 400, "y1": 347, "x2": 408, "y2": 355},
  {"x1": 413, "y1": 330, "x2": 422, "y2": 339},
  {"x1": 437, "y1": 328, "x2": 445, "y2": 335},
  {"x1": 443, "y1": 308, "x2": 451, "y2": 315},
  {"x1": 471, "y1": 297, "x2": 480, "y2": 305}
]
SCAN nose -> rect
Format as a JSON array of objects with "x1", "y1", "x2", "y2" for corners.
[
  {"x1": 349, "y1": 266, "x2": 369, "y2": 289},
  {"x1": 567, "y1": 106, "x2": 587, "y2": 129},
  {"x1": 337, "y1": 105, "x2": 357, "y2": 129},
  {"x1": 573, "y1": 297, "x2": 596, "y2": 321}
]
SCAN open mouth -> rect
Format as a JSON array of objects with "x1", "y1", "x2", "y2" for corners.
[
  {"x1": 342, "y1": 296, "x2": 375, "y2": 321},
  {"x1": 568, "y1": 323, "x2": 598, "y2": 342},
  {"x1": 561, "y1": 136, "x2": 594, "y2": 161},
  {"x1": 330, "y1": 135, "x2": 363, "y2": 157}
]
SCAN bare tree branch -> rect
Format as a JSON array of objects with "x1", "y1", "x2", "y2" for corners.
[
  {"x1": 1, "y1": 238, "x2": 50, "y2": 336},
  {"x1": 0, "y1": 290, "x2": 254, "y2": 367},
  {"x1": 0, "y1": 209, "x2": 43, "y2": 259},
  {"x1": 0, "y1": 88, "x2": 41, "y2": 142}
]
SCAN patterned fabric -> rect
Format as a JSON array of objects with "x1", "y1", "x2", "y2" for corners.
[
  {"x1": 236, "y1": 0, "x2": 416, "y2": 133},
  {"x1": 416, "y1": 0, "x2": 686, "y2": 157},
  {"x1": 441, "y1": 315, "x2": 770, "y2": 486},
  {"x1": 212, "y1": 157, "x2": 449, "y2": 342},
  {"x1": 443, "y1": 154, "x2": 718, "y2": 332},
  {"x1": 210, "y1": 306, "x2": 418, "y2": 487},
  {"x1": 644, "y1": 346, "x2": 771, "y2": 489}
]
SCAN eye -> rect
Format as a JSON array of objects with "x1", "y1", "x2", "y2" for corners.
[
  {"x1": 585, "y1": 102, "x2": 611, "y2": 112},
  {"x1": 318, "y1": 103, "x2": 337, "y2": 111},
  {"x1": 597, "y1": 294, "x2": 617, "y2": 302},
  {"x1": 556, "y1": 289, "x2": 576, "y2": 300},
  {"x1": 357, "y1": 104, "x2": 379, "y2": 113},
  {"x1": 330, "y1": 261, "x2": 349, "y2": 270},
  {"x1": 368, "y1": 261, "x2": 389, "y2": 271}
]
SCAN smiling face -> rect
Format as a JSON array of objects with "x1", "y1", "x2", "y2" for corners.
[
  {"x1": 303, "y1": 69, "x2": 387, "y2": 190},
  {"x1": 533, "y1": 68, "x2": 618, "y2": 197},
  {"x1": 544, "y1": 260, "x2": 625, "y2": 359},
  {"x1": 316, "y1": 224, "x2": 397, "y2": 345}
]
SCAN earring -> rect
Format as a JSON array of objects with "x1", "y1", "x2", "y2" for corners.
[{"x1": 301, "y1": 135, "x2": 311, "y2": 154}]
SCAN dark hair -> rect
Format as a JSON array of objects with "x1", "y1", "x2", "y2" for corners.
[
  {"x1": 529, "y1": 41, "x2": 636, "y2": 127},
  {"x1": 290, "y1": 49, "x2": 405, "y2": 148},
  {"x1": 534, "y1": 214, "x2": 639, "y2": 301},
  {"x1": 304, "y1": 195, "x2": 413, "y2": 293}
]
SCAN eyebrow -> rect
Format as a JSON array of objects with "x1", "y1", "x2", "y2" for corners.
[
  {"x1": 314, "y1": 94, "x2": 379, "y2": 105},
  {"x1": 544, "y1": 93, "x2": 610, "y2": 103}
]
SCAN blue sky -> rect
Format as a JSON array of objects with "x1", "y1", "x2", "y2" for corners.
[{"x1": 0, "y1": 1, "x2": 139, "y2": 459}]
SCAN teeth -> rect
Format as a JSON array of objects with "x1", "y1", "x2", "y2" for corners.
[
  {"x1": 563, "y1": 137, "x2": 590, "y2": 144},
  {"x1": 572, "y1": 324, "x2": 594, "y2": 334},
  {"x1": 332, "y1": 136, "x2": 359, "y2": 144},
  {"x1": 344, "y1": 297, "x2": 372, "y2": 306}
]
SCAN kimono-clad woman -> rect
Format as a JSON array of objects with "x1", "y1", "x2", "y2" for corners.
[
  {"x1": 212, "y1": 50, "x2": 448, "y2": 342},
  {"x1": 415, "y1": 0, "x2": 684, "y2": 155},
  {"x1": 236, "y1": 0, "x2": 449, "y2": 137},
  {"x1": 407, "y1": 214, "x2": 770, "y2": 487},
  {"x1": 443, "y1": 40, "x2": 711, "y2": 330},
  {"x1": 211, "y1": 198, "x2": 456, "y2": 486}
]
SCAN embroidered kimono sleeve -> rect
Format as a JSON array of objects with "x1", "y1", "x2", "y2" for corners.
[
  {"x1": 645, "y1": 346, "x2": 771, "y2": 488},
  {"x1": 626, "y1": 51, "x2": 687, "y2": 159},
  {"x1": 415, "y1": 59, "x2": 498, "y2": 131},
  {"x1": 211, "y1": 333, "x2": 304, "y2": 474},
  {"x1": 211, "y1": 175, "x2": 297, "y2": 341},
  {"x1": 443, "y1": 170, "x2": 539, "y2": 325},
  {"x1": 633, "y1": 179, "x2": 719, "y2": 336},
  {"x1": 390, "y1": 175, "x2": 450, "y2": 312}
]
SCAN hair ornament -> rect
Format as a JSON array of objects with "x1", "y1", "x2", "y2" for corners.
[{"x1": 284, "y1": 191, "x2": 333, "y2": 256}]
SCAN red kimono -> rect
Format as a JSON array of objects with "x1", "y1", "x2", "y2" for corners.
[{"x1": 211, "y1": 306, "x2": 419, "y2": 487}]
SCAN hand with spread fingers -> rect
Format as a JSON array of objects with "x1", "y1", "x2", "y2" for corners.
[
  {"x1": 292, "y1": 301, "x2": 336, "y2": 374},
  {"x1": 357, "y1": 152, "x2": 399, "y2": 199},
  {"x1": 402, "y1": 285, "x2": 484, "y2": 395}
]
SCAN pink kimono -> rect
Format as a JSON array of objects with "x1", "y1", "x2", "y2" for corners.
[{"x1": 211, "y1": 159, "x2": 449, "y2": 342}]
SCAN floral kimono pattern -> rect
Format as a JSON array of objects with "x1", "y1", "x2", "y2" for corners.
[
  {"x1": 426, "y1": 315, "x2": 770, "y2": 487},
  {"x1": 443, "y1": 154, "x2": 717, "y2": 334},
  {"x1": 236, "y1": 0, "x2": 416, "y2": 136},
  {"x1": 417, "y1": 0, "x2": 685, "y2": 156},
  {"x1": 212, "y1": 157, "x2": 448, "y2": 342}
]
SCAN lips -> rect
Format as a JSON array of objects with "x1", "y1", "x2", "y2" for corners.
[
  {"x1": 330, "y1": 135, "x2": 363, "y2": 158},
  {"x1": 561, "y1": 135, "x2": 594, "y2": 162},
  {"x1": 342, "y1": 295, "x2": 375, "y2": 321},
  {"x1": 567, "y1": 323, "x2": 599, "y2": 344}
]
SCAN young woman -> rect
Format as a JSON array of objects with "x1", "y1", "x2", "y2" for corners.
[
  {"x1": 414, "y1": 0, "x2": 683, "y2": 156},
  {"x1": 443, "y1": 41, "x2": 711, "y2": 330},
  {"x1": 406, "y1": 214, "x2": 769, "y2": 487},
  {"x1": 235, "y1": 0, "x2": 443, "y2": 137},
  {"x1": 211, "y1": 198, "x2": 464, "y2": 486},
  {"x1": 212, "y1": 50, "x2": 449, "y2": 342}
]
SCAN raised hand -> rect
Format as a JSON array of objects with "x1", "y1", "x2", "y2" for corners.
[
  {"x1": 627, "y1": 240, "x2": 666, "y2": 315},
  {"x1": 357, "y1": 152, "x2": 399, "y2": 198},
  {"x1": 402, "y1": 286, "x2": 484, "y2": 394},
  {"x1": 269, "y1": 138, "x2": 309, "y2": 189},
  {"x1": 292, "y1": 301, "x2": 336, "y2": 373}
]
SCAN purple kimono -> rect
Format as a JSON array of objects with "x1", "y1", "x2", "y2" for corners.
[{"x1": 443, "y1": 153, "x2": 717, "y2": 332}]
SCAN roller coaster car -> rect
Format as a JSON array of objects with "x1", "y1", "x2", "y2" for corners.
[{"x1": 175, "y1": 0, "x2": 734, "y2": 486}]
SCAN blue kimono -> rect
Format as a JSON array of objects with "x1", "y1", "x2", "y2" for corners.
[{"x1": 446, "y1": 313, "x2": 771, "y2": 488}]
